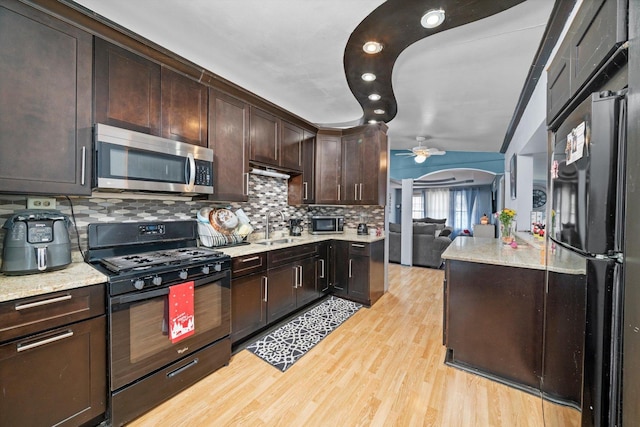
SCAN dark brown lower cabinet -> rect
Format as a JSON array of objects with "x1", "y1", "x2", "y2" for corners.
[
  {"x1": 266, "y1": 262, "x2": 299, "y2": 323},
  {"x1": 231, "y1": 253, "x2": 267, "y2": 344},
  {"x1": 542, "y1": 270, "x2": 586, "y2": 406},
  {"x1": 331, "y1": 239, "x2": 384, "y2": 306},
  {"x1": 0, "y1": 315, "x2": 106, "y2": 427},
  {"x1": 444, "y1": 260, "x2": 545, "y2": 390}
]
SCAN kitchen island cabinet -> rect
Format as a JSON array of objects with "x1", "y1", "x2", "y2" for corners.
[
  {"x1": 0, "y1": 284, "x2": 107, "y2": 427},
  {"x1": 444, "y1": 259, "x2": 545, "y2": 390},
  {"x1": 0, "y1": 0, "x2": 92, "y2": 196}
]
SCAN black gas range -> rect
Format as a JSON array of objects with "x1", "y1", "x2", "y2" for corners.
[
  {"x1": 86, "y1": 220, "x2": 231, "y2": 296},
  {"x1": 85, "y1": 220, "x2": 232, "y2": 426}
]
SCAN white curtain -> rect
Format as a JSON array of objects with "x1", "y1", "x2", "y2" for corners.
[{"x1": 425, "y1": 189, "x2": 450, "y2": 221}]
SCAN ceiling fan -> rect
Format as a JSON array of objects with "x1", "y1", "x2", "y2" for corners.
[{"x1": 395, "y1": 137, "x2": 446, "y2": 163}]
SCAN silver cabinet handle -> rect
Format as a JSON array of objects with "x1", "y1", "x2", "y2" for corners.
[
  {"x1": 81, "y1": 146, "x2": 86, "y2": 186},
  {"x1": 18, "y1": 330, "x2": 74, "y2": 352},
  {"x1": 319, "y1": 259, "x2": 325, "y2": 278},
  {"x1": 244, "y1": 172, "x2": 250, "y2": 196},
  {"x1": 303, "y1": 182, "x2": 308, "y2": 200},
  {"x1": 298, "y1": 265, "x2": 303, "y2": 288},
  {"x1": 15, "y1": 294, "x2": 72, "y2": 311},
  {"x1": 241, "y1": 256, "x2": 260, "y2": 263},
  {"x1": 349, "y1": 259, "x2": 353, "y2": 278},
  {"x1": 359, "y1": 183, "x2": 363, "y2": 200},
  {"x1": 351, "y1": 243, "x2": 365, "y2": 248},
  {"x1": 354, "y1": 184, "x2": 358, "y2": 200},
  {"x1": 337, "y1": 184, "x2": 341, "y2": 200},
  {"x1": 262, "y1": 276, "x2": 268, "y2": 302}
]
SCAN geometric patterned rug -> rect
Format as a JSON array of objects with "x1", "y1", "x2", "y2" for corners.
[{"x1": 245, "y1": 296, "x2": 363, "y2": 372}]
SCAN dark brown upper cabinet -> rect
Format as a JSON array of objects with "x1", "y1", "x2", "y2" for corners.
[
  {"x1": 341, "y1": 124, "x2": 388, "y2": 205},
  {"x1": 280, "y1": 120, "x2": 303, "y2": 172},
  {"x1": 161, "y1": 67, "x2": 208, "y2": 146},
  {"x1": 94, "y1": 38, "x2": 161, "y2": 135},
  {"x1": 314, "y1": 131, "x2": 343, "y2": 204},
  {"x1": 0, "y1": 0, "x2": 93, "y2": 196},
  {"x1": 288, "y1": 130, "x2": 316, "y2": 205},
  {"x1": 547, "y1": 0, "x2": 627, "y2": 125},
  {"x1": 208, "y1": 89, "x2": 249, "y2": 202},
  {"x1": 249, "y1": 106, "x2": 280, "y2": 166}
]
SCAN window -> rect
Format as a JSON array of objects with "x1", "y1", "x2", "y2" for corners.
[
  {"x1": 425, "y1": 189, "x2": 449, "y2": 221},
  {"x1": 412, "y1": 193, "x2": 424, "y2": 218}
]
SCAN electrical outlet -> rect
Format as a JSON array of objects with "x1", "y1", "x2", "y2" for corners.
[{"x1": 27, "y1": 197, "x2": 57, "y2": 210}]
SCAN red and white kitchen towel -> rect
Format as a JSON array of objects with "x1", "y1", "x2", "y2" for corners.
[{"x1": 168, "y1": 281, "x2": 195, "y2": 343}]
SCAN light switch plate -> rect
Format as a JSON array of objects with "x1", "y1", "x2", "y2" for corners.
[{"x1": 27, "y1": 197, "x2": 57, "y2": 210}]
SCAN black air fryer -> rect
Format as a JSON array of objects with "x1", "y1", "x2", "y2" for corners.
[{"x1": 1, "y1": 210, "x2": 72, "y2": 275}]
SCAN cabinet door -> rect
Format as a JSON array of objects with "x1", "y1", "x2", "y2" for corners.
[
  {"x1": 571, "y1": 0, "x2": 624, "y2": 95},
  {"x1": 280, "y1": 120, "x2": 303, "y2": 171},
  {"x1": 266, "y1": 264, "x2": 297, "y2": 323},
  {"x1": 296, "y1": 257, "x2": 319, "y2": 307},
  {"x1": 348, "y1": 255, "x2": 370, "y2": 304},
  {"x1": 161, "y1": 67, "x2": 208, "y2": 146},
  {"x1": 0, "y1": 1, "x2": 92, "y2": 195},
  {"x1": 542, "y1": 270, "x2": 586, "y2": 405},
  {"x1": 315, "y1": 133, "x2": 342, "y2": 204},
  {"x1": 331, "y1": 240, "x2": 349, "y2": 296},
  {"x1": 360, "y1": 128, "x2": 386, "y2": 205},
  {"x1": 547, "y1": 41, "x2": 572, "y2": 124},
  {"x1": 231, "y1": 273, "x2": 267, "y2": 343},
  {"x1": 317, "y1": 242, "x2": 330, "y2": 293},
  {"x1": 341, "y1": 133, "x2": 362, "y2": 204},
  {"x1": 0, "y1": 316, "x2": 106, "y2": 427},
  {"x1": 209, "y1": 89, "x2": 249, "y2": 201},
  {"x1": 302, "y1": 131, "x2": 316, "y2": 203},
  {"x1": 94, "y1": 38, "x2": 161, "y2": 135},
  {"x1": 250, "y1": 106, "x2": 279, "y2": 166}
]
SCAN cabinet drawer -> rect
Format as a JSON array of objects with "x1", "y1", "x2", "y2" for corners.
[
  {"x1": 268, "y1": 243, "x2": 318, "y2": 268},
  {"x1": 0, "y1": 284, "x2": 105, "y2": 343},
  {"x1": 232, "y1": 253, "x2": 267, "y2": 278},
  {"x1": 348, "y1": 242, "x2": 370, "y2": 256}
]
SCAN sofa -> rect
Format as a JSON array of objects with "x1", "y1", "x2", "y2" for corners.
[{"x1": 388, "y1": 218, "x2": 453, "y2": 268}]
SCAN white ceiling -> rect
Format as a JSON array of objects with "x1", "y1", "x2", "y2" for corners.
[{"x1": 73, "y1": 0, "x2": 554, "y2": 153}]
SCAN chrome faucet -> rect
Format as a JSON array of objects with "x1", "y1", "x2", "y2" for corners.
[{"x1": 265, "y1": 209, "x2": 285, "y2": 240}]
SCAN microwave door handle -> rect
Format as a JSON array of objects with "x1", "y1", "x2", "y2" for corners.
[{"x1": 185, "y1": 153, "x2": 196, "y2": 191}]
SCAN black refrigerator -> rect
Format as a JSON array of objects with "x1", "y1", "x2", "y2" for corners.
[{"x1": 550, "y1": 90, "x2": 627, "y2": 427}]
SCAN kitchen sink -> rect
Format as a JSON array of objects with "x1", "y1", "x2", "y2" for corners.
[{"x1": 254, "y1": 237, "x2": 300, "y2": 246}]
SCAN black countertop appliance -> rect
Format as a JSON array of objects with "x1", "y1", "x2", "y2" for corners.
[
  {"x1": 289, "y1": 218, "x2": 303, "y2": 236},
  {"x1": 1, "y1": 210, "x2": 71, "y2": 275}
]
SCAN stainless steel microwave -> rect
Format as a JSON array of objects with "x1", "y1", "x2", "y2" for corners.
[
  {"x1": 94, "y1": 124, "x2": 214, "y2": 194},
  {"x1": 310, "y1": 216, "x2": 344, "y2": 234}
]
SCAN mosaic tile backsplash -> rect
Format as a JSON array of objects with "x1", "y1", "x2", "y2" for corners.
[{"x1": 0, "y1": 175, "x2": 385, "y2": 258}]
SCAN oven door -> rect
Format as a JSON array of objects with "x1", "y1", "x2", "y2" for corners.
[{"x1": 109, "y1": 270, "x2": 230, "y2": 391}]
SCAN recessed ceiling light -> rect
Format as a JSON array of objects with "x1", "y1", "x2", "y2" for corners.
[
  {"x1": 368, "y1": 119, "x2": 378, "y2": 124},
  {"x1": 374, "y1": 109, "x2": 385, "y2": 114},
  {"x1": 362, "y1": 41, "x2": 383, "y2": 54},
  {"x1": 421, "y1": 9, "x2": 445, "y2": 28},
  {"x1": 368, "y1": 93, "x2": 381, "y2": 101},
  {"x1": 361, "y1": 73, "x2": 376, "y2": 82}
]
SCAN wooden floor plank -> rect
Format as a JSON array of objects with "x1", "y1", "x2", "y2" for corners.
[{"x1": 129, "y1": 263, "x2": 580, "y2": 426}]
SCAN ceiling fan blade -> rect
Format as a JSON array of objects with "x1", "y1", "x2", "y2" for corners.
[{"x1": 395, "y1": 153, "x2": 415, "y2": 156}]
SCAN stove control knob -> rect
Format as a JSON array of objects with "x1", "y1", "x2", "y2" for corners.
[
  {"x1": 133, "y1": 279, "x2": 145, "y2": 290},
  {"x1": 179, "y1": 270, "x2": 188, "y2": 280},
  {"x1": 214, "y1": 263, "x2": 222, "y2": 272},
  {"x1": 201, "y1": 265, "x2": 210, "y2": 275},
  {"x1": 152, "y1": 276, "x2": 163, "y2": 286}
]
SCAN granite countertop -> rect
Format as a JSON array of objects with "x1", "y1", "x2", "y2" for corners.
[
  {"x1": 0, "y1": 231, "x2": 385, "y2": 303},
  {"x1": 0, "y1": 252, "x2": 108, "y2": 303},
  {"x1": 442, "y1": 234, "x2": 586, "y2": 275}
]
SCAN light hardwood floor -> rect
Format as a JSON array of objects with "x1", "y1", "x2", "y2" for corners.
[{"x1": 130, "y1": 263, "x2": 580, "y2": 426}]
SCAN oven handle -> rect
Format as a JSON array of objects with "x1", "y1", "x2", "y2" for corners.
[{"x1": 112, "y1": 270, "x2": 229, "y2": 305}]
